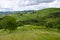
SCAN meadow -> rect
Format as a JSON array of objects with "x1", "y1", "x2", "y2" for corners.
[{"x1": 0, "y1": 27, "x2": 60, "y2": 40}]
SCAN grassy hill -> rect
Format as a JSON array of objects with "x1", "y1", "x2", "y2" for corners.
[
  {"x1": 12, "y1": 8, "x2": 60, "y2": 28},
  {"x1": 0, "y1": 8, "x2": 60, "y2": 28},
  {"x1": 12, "y1": 8, "x2": 60, "y2": 20},
  {"x1": 0, "y1": 8, "x2": 60, "y2": 40}
]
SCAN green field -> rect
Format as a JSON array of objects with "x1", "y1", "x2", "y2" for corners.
[{"x1": 0, "y1": 29, "x2": 60, "y2": 40}]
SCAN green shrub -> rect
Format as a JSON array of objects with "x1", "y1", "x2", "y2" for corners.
[
  {"x1": 0, "y1": 16, "x2": 18, "y2": 32},
  {"x1": 57, "y1": 25, "x2": 60, "y2": 30}
]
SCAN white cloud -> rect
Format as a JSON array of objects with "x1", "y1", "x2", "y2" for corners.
[
  {"x1": 48, "y1": 0, "x2": 60, "y2": 7},
  {"x1": 0, "y1": 0, "x2": 60, "y2": 11},
  {"x1": 0, "y1": 0, "x2": 13, "y2": 8}
]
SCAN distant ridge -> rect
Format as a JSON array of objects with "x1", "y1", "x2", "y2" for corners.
[{"x1": 0, "y1": 8, "x2": 60, "y2": 14}]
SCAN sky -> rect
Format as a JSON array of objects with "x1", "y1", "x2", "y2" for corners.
[{"x1": 0, "y1": 0, "x2": 60, "y2": 11}]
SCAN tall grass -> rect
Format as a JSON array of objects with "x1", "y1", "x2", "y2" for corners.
[{"x1": 0, "y1": 29, "x2": 60, "y2": 40}]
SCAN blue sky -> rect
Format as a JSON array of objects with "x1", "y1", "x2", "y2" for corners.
[{"x1": 0, "y1": 0, "x2": 60, "y2": 11}]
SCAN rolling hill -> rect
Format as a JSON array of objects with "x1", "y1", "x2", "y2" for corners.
[{"x1": 0, "y1": 8, "x2": 60, "y2": 40}]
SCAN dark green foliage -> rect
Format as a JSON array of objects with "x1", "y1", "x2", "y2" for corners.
[
  {"x1": 48, "y1": 12, "x2": 60, "y2": 18},
  {"x1": 45, "y1": 23, "x2": 53, "y2": 28},
  {"x1": 0, "y1": 25, "x2": 2, "y2": 29},
  {"x1": 0, "y1": 16, "x2": 17, "y2": 32},
  {"x1": 0, "y1": 18, "x2": 4, "y2": 29},
  {"x1": 45, "y1": 11, "x2": 60, "y2": 29},
  {"x1": 57, "y1": 25, "x2": 60, "y2": 30},
  {"x1": 20, "y1": 19, "x2": 39, "y2": 25}
]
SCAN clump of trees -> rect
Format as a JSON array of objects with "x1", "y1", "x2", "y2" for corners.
[
  {"x1": 44, "y1": 12, "x2": 60, "y2": 30},
  {"x1": 0, "y1": 16, "x2": 18, "y2": 32}
]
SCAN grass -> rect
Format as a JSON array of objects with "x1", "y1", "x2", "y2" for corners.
[{"x1": 0, "y1": 29, "x2": 60, "y2": 40}]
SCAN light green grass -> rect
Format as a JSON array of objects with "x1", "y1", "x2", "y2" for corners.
[{"x1": 0, "y1": 29, "x2": 60, "y2": 40}]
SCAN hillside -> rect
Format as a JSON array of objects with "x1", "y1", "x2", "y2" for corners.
[
  {"x1": 11, "y1": 8, "x2": 60, "y2": 27},
  {"x1": 0, "y1": 8, "x2": 60, "y2": 28},
  {"x1": 0, "y1": 8, "x2": 60, "y2": 40},
  {"x1": 14, "y1": 8, "x2": 60, "y2": 20}
]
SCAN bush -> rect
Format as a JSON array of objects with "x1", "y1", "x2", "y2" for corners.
[
  {"x1": 0, "y1": 16, "x2": 18, "y2": 32},
  {"x1": 0, "y1": 25, "x2": 3, "y2": 29},
  {"x1": 57, "y1": 25, "x2": 60, "y2": 30}
]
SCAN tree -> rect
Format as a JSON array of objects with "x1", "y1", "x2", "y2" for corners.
[{"x1": 0, "y1": 16, "x2": 18, "y2": 32}]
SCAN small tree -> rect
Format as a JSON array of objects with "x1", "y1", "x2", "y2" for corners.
[{"x1": 0, "y1": 16, "x2": 17, "y2": 32}]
